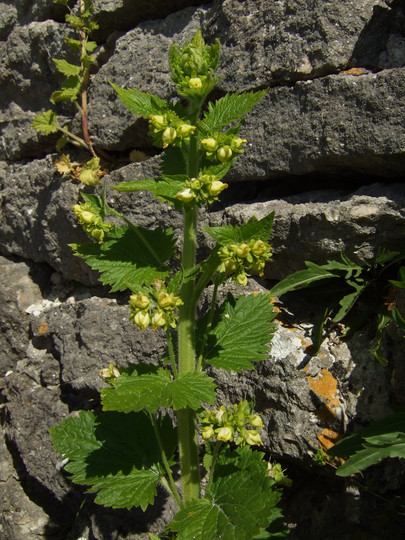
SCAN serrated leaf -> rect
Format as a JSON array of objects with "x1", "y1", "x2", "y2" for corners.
[
  {"x1": 53, "y1": 58, "x2": 81, "y2": 77},
  {"x1": 204, "y1": 212, "x2": 274, "y2": 246},
  {"x1": 203, "y1": 293, "x2": 276, "y2": 372},
  {"x1": 111, "y1": 176, "x2": 186, "y2": 205},
  {"x1": 168, "y1": 447, "x2": 281, "y2": 540},
  {"x1": 86, "y1": 40, "x2": 98, "y2": 53},
  {"x1": 64, "y1": 37, "x2": 82, "y2": 50},
  {"x1": 161, "y1": 146, "x2": 188, "y2": 176},
  {"x1": 70, "y1": 225, "x2": 175, "y2": 292},
  {"x1": 198, "y1": 90, "x2": 267, "y2": 135},
  {"x1": 111, "y1": 83, "x2": 169, "y2": 118},
  {"x1": 51, "y1": 76, "x2": 81, "y2": 103},
  {"x1": 50, "y1": 410, "x2": 177, "y2": 510},
  {"x1": 32, "y1": 110, "x2": 59, "y2": 134},
  {"x1": 102, "y1": 364, "x2": 216, "y2": 413}
]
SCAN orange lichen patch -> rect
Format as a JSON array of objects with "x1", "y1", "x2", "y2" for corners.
[
  {"x1": 38, "y1": 321, "x2": 48, "y2": 335},
  {"x1": 343, "y1": 67, "x2": 365, "y2": 76},
  {"x1": 316, "y1": 403, "x2": 337, "y2": 424},
  {"x1": 317, "y1": 428, "x2": 343, "y2": 451},
  {"x1": 307, "y1": 368, "x2": 340, "y2": 409}
]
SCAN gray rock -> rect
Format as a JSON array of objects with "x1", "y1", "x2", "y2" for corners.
[{"x1": 0, "y1": 2, "x2": 17, "y2": 41}]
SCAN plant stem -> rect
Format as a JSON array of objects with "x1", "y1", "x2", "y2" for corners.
[
  {"x1": 204, "y1": 441, "x2": 222, "y2": 496},
  {"x1": 150, "y1": 414, "x2": 183, "y2": 509},
  {"x1": 196, "y1": 277, "x2": 219, "y2": 372},
  {"x1": 177, "y1": 205, "x2": 200, "y2": 502},
  {"x1": 166, "y1": 327, "x2": 178, "y2": 377}
]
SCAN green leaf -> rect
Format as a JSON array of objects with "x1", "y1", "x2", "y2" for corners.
[
  {"x1": 111, "y1": 175, "x2": 186, "y2": 205},
  {"x1": 32, "y1": 110, "x2": 59, "y2": 134},
  {"x1": 50, "y1": 410, "x2": 177, "y2": 510},
  {"x1": 55, "y1": 133, "x2": 69, "y2": 151},
  {"x1": 328, "y1": 410, "x2": 405, "y2": 476},
  {"x1": 85, "y1": 40, "x2": 98, "y2": 53},
  {"x1": 204, "y1": 212, "x2": 274, "y2": 246},
  {"x1": 168, "y1": 447, "x2": 281, "y2": 540},
  {"x1": 111, "y1": 83, "x2": 169, "y2": 118},
  {"x1": 391, "y1": 306, "x2": 405, "y2": 330},
  {"x1": 70, "y1": 225, "x2": 175, "y2": 292},
  {"x1": 198, "y1": 90, "x2": 267, "y2": 135},
  {"x1": 203, "y1": 293, "x2": 276, "y2": 372},
  {"x1": 270, "y1": 264, "x2": 339, "y2": 298},
  {"x1": 64, "y1": 37, "x2": 82, "y2": 50},
  {"x1": 102, "y1": 364, "x2": 216, "y2": 413},
  {"x1": 332, "y1": 280, "x2": 367, "y2": 322},
  {"x1": 50, "y1": 76, "x2": 81, "y2": 103},
  {"x1": 53, "y1": 58, "x2": 81, "y2": 77},
  {"x1": 389, "y1": 266, "x2": 405, "y2": 288}
]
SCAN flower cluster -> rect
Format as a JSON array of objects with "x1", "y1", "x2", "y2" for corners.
[
  {"x1": 128, "y1": 280, "x2": 183, "y2": 331},
  {"x1": 149, "y1": 113, "x2": 196, "y2": 149},
  {"x1": 72, "y1": 202, "x2": 114, "y2": 243},
  {"x1": 99, "y1": 363, "x2": 121, "y2": 381},
  {"x1": 200, "y1": 134, "x2": 247, "y2": 163},
  {"x1": 200, "y1": 400, "x2": 264, "y2": 446},
  {"x1": 217, "y1": 238, "x2": 272, "y2": 286},
  {"x1": 169, "y1": 29, "x2": 220, "y2": 98},
  {"x1": 176, "y1": 173, "x2": 228, "y2": 206}
]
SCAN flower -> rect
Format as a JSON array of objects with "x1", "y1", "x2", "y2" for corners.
[
  {"x1": 201, "y1": 138, "x2": 218, "y2": 152},
  {"x1": 216, "y1": 426, "x2": 233, "y2": 442},
  {"x1": 177, "y1": 123, "x2": 196, "y2": 138},
  {"x1": 176, "y1": 187, "x2": 195, "y2": 203},
  {"x1": 188, "y1": 77, "x2": 203, "y2": 89},
  {"x1": 202, "y1": 425, "x2": 215, "y2": 440},
  {"x1": 208, "y1": 180, "x2": 227, "y2": 197},
  {"x1": 129, "y1": 293, "x2": 150, "y2": 310},
  {"x1": 162, "y1": 127, "x2": 177, "y2": 147},
  {"x1": 134, "y1": 311, "x2": 150, "y2": 330},
  {"x1": 244, "y1": 430, "x2": 263, "y2": 446},
  {"x1": 151, "y1": 310, "x2": 167, "y2": 328},
  {"x1": 217, "y1": 145, "x2": 233, "y2": 163}
]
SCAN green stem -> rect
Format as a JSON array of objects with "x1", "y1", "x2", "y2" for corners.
[
  {"x1": 150, "y1": 414, "x2": 183, "y2": 509},
  {"x1": 166, "y1": 327, "x2": 178, "y2": 377},
  {"x1": 177, "y1": 205, "x2": 200, "y2": 502},
  {"x1": 204, "y1": 441, "x2": 222, "y2": 496},
  {"x1": 196, "y1": 277, "x2": 219, "y2": 372}
]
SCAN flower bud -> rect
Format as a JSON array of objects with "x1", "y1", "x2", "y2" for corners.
[
  {"x1": 201, "y1": 138, "x2": 218, "y2": 152},
  {"x1": 80, "y1": 210, "x2": 95, "y2": 224},
  {"x1": 151, "y1": 310, "x2": 167, "y2": 328},
  {"x1": 134, "y1": 311, "x2": 150, "y2": 330},
  {"x1": 250, "y1": 414, "x2": 264, "y2": 429},
  {"x1": 231, "y1": 137, "x2": 247, "y2": 151},
  {"x1": 208, "y1": 180, "x2": 228, "y2": 197},
  {"x1": 202, "y1": 425, "x2": 215, "y2": 440},
  {"x1": 216, "y1": 426, "x2": 233, "y2": 442},
  {"x1": 245, "y1": 430, "x2": 263, "y2": 446},
  {"x1": 235, "y1": 243, "x2": 250, "y2": 259},
  {"x1": 217, "y1": 146, "x2": 233, "y2": 163},
  {"x1": 177, "y1": 123, "x2": 196, "y2": 138},
  {"x1": 188, "y1": 77, "x2": 202, "y2": 89},
  {"x1": 100, "y1": 364, "x2": 120, "y2": 378},
  {"x1": 157, "y1": 291, "x2": 173, "y2": 309},
  {"x1": 176, "y1": 188, "x2": 195, "y2": 203},
  {"x1": 215, "y1": 408, "x2": 225, "y2": 422},
  {"x1": 91, "y1": 228, "x2": 105, "y2": 243},
  {"x1": 149, "y1": 115, "x2": 167, "y2": 130},
  {"x1": 130, "y1": 293, "x2": 150, "y2": 310},
  {"x1": 162, "y1": 127, "x2": 177, "y2": 147},
  {"x1": 236, "y1": 272, "x2": 248, "y2": 287}
]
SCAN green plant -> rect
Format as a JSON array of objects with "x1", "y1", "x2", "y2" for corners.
[
  {"x1": 50, "y1": 30, "x2": 288, "y2": 539},
  {"x1": 327, "y1": 410, "x2": 405, "y2": 476},
  {"x1": 32, "y1": 0, "x2": 105, "y2": 184},
  {"x1": 270, "y1": 250, "x2": 405, "y2": 363}
]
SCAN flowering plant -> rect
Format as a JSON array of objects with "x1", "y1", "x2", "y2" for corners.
[{"x1": 50, "y1": 30, "x2": 287, "y2": 539}]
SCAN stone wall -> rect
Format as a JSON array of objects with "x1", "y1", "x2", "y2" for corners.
[{"x1": 0, "y1": 1, "x2": 404, "y2": 539}]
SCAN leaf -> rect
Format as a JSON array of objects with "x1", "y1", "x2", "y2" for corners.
[
  {"x1": 55, "y1": 133, "x2": 69, "y2": 151},
  {"x1": 32, "y1": 110, "x2": 59, "y2": 135},
  {"x1": 111, "y1": 176, "x2": 186, "y2": 205},
  {"x1": 328, "y1": 410, "x2": 405, "y2": 476},
  {"x1": 101, "y1": 364, "x2": 216, "y2": 413},
  {"x1": 389, "y1": 266, "x2": 405, "y2": 289},
  {"x1": 70, "y1": 225, "x2": 175, "y2": 292},
  {"x1": 270, "y1": 265, "x2": 337, "y2": 298},
  {"x1": 203, "y1": 293, "x2": 276, "y2": 372},
  {"x1": 111, "y1": 83, "x2": 169, "y2": 118},
  {"x1": 391, "y1": 306, "x2": 405, "y2": 330},
  {"x1": 167, "y1": 447, "x2": 281, "y2": 540},
  {"x1": 54, "y1": 154, "x2": 73, "y2": 174},
  {"x1": 85, "y1": 40, "x2": 98, "y2": 53},
  {"x1": 51, "y1": 76, "x2": 81, "y2": 103},
  {"x1": 198, "y1": 90, "x2": 267, "y2": 135},
  {"x1": 332, "y1": 280, "x2": 367, "y2": 322},
  {"x1": 79, "y1": 157, "x2": 101, "y2": 186},
  {"x1": 50, "y1": 410, "x2": 177, "y2": 510},
  {"x1": 64, "y1": 37, "x2": 82, "y2": 50},
  {"x1": 204, "y1": 212, "x2": 274, "y2": 246},
  {"x1": 53, "y1": 58, "x2": 81, "y2": 77}
]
